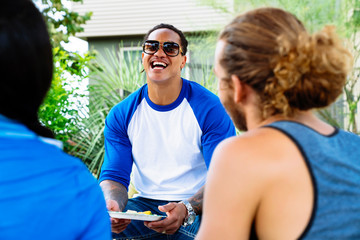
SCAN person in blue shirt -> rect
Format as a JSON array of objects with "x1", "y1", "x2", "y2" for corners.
[
  {"x1": 99, "y1": 23, "x2": 236, "y2": 239},
  {"x1": 0, "y1": 1, "x2": 111, "y2": 239},
  {"x1": 196, "y1": 7, "x2": 360, "y2": 240}
]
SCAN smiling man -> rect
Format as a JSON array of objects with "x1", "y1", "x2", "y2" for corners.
[{"x1": 99, "y1": 23, "x2": 235, "y2": 240}]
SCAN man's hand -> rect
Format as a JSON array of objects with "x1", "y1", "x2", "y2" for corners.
[
  {"x1": 144, "y1": 202, "x2": 187, "y2": 235},
  {"x1": 100, "y1": 180, "x2": 130, "y2": 234},
  {"x1": 106, "y1": 199, "x2": 131, "y2": 234}
]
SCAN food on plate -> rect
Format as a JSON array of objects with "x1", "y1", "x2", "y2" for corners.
[
  {"x1": 139, "y1": 211, "x2": 152, "y2": 215},
  {"x1": 108, "y1": 209, "x2": 166, "y2": 221},
  {"x1": 126, "y1": 210, "x2": 152, "y2": 215}
]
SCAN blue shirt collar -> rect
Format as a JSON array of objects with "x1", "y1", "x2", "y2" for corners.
[{"x1": 0, "y1": 114, "x2": 63, "y2": 149}]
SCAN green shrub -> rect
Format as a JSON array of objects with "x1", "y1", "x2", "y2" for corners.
[{"x1": 38, "y1": 47, "x2": 94, "y2": 150}]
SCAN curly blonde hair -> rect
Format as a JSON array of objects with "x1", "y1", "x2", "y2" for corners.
[{"x1": 219, "y1": 7, "x2": 352, "y2": 119}]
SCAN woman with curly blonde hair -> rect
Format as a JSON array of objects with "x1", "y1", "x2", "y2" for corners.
[{"x1": 196, "y1": 7, "x2": 360, "y2": 240}]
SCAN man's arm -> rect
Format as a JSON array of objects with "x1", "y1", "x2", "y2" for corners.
[
  {"x1": 100, "y1": 179, "x2": 128, "y2": 211},
  {"x1": 100, "y1": 179, "x2": 131, "y2": 234},
  {"x1": 188, "y1": 185, "x2": 204, "y2": 215},
  {"x1": 186, "y1": 95, "x2": 234, "y2": 216},
  {"x1": 196, "y1": 137, "x2": 260, "y2": 240}
]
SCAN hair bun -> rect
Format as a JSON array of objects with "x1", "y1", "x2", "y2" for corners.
[
  {"x1": 271, "y1": 25, "x2": 352, "y2": 113},
  {"x1": 219, "y1": 8, "x2": 353, "y2": 118},
  {"x1": 311, "y1": 26, "x2": 352, "y2": 75}
]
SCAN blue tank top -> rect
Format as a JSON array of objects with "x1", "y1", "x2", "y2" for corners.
[{"x1": 264, "y1": 121, "x2": 360, "y2": 239}]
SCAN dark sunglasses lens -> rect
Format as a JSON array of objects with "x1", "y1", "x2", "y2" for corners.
[
  {"x1": 144, "y1": 41, "x2": 159, "y2": 54},
  {"x1": 163, "y1": 42, "x2": 179, "y2": 56}
]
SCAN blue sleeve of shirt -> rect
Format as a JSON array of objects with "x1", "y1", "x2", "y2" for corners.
[
  {"x1": 98, "y1": 89, "x2": 144, "y2": 189},
  {"x1": 201, "y1": 101, "x2": 236, "y2": 168},
  {"x1": 188, "y1": 81, "x2": 236, "y2": 168}
]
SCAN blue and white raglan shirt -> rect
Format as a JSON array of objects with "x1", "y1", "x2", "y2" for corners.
[{"x1": 100, "y1": 78, "x2": 236, "y2": 201}]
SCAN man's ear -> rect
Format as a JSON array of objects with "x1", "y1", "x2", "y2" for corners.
[
  {"x1": 180, "y1": 55, "x2": 187, "y2": 69},
  {"x1": 231, "y1": 74, "x2": 243, "y2": 103}
]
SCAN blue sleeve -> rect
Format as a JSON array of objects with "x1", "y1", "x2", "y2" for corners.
[
  {"x1": 200, "y1": 102, "x2": 236, "y2": 168},
  {"x1": 99, "y1": 103, "x2": 133, "y2": 190},
  {"x1": 188, "y1": 82, "x2": 236, "y2": 168}
]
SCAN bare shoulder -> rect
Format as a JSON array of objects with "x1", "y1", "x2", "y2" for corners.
[
  {"x1": 209, "y1": 127, "x2": 296, "y2": 202},
  {"x1": 211, "y1": 127, "x2": 296, "y2": 171},
  {"x1": 208, "y1": 126, "x2": 307, "y2": 210},
  {"x1": 201, "y1": 128, "x2": 301, "y2": 239},
  {"x1": 207, "y1": 127, "x2": 312, "y2": 239}
]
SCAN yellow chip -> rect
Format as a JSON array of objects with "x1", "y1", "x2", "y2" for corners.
[{"x1": 139, "y1": 211, "x2": 152, "y2": 215}]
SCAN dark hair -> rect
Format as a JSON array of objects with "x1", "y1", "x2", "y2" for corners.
[
  {"x1": 219, "y1": 7, "x2": 352, "y2": 118},
  {"x1": 143, "y1": 23, "x2": 188, "y2": 56},
  {"x1": 0, "y1": 0, "x2": 54, "y2": 138}
]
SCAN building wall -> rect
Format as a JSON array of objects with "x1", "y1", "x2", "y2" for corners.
[
  {"x1": 72, "y1": 0, "x2": 232, "y2": 39},
  {"x1": 88, "y1": 36, "x2": 143, "y2": 58}
]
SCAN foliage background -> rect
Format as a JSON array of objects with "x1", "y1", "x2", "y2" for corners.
[{"x1": 34, "y1": 0, "x2": 94, "y2": 151}]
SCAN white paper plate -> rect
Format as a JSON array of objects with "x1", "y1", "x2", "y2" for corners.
[{"x1": 108, "y1": 211, "x2": 166, "y2": 221}]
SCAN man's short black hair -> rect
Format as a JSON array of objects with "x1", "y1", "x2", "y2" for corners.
[{"x1": 143, "y1": 23, "x2": 188, "y2": 56}]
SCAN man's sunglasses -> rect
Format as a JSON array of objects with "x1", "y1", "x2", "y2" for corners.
[{"x1": 142, "y1": 40, "x2": 183, "y2": 57}]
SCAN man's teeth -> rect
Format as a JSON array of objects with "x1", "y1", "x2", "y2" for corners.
[
  {"x1": 152, "y1": 62, "x2": 167, "y2": 68},
  {"x1": 154, "y1": 62, "x2": 166, "y2": 67}
]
